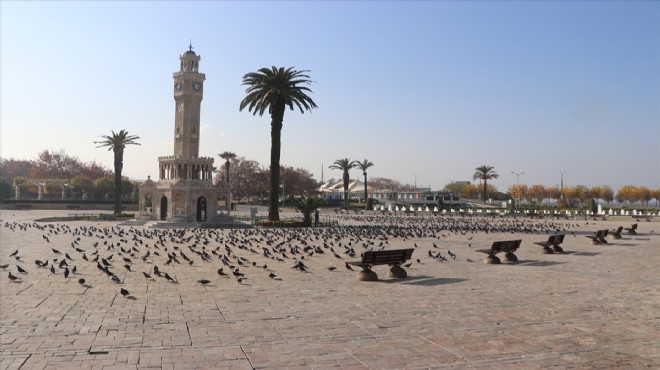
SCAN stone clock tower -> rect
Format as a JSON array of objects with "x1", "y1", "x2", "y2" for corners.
[{"x1": 139, "y1": 45, "x2": 229, "y2": 223}]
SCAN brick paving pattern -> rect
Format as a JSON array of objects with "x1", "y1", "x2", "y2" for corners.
[{"x1": 1, "y1": 210, "x2": 658, "y2": 369}]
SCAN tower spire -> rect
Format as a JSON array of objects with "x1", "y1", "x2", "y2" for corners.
[{"x1": 189, "y1": 40, "x2": 193, "y2": 52}]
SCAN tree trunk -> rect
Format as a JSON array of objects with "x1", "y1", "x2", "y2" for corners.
[
  {"x1": 363, "y1": 172, "x2": 368, "y2": 209},
  {"x1": 269, "y1": 106, "x2": 284, "y2": 221},
  {"x1": 482, "y1": 179, "x2": 488, "y2": 203},
  {"x1": 113, "y1": 148, "x2": 123, "y2": 215},
  {"x1": 343, "y1": 171, "x2": 349, "y2": 209}
]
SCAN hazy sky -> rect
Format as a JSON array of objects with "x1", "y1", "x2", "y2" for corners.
[{"x1": 2, "y1": 1, "x2": 659, "y2": 192}]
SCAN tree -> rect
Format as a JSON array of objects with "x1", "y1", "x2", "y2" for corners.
[
  {"x1": 95, "y1": 130, "x2": 141, "y2": 214},
  {"x1": 0, "y1": 159, "x2": 33, "y2": 183},
  {"x1": 329, "y1": 158, "x2": 356, "y2": 209},
  {"x1": 473, "y1": 165, "x2": 499, "y2": 202},
  {"x1": 290, "y1": 196, "x2": 325, "y2": 227},
  {"x1": 355, "y1": 159, "x2": 374, "y2": 208},
  {"x1": 527, "y1": 184, "x2": 547, "y2": 205},
  {"x1": 71, "y1": 176, "x2": 94, "y2": 199},
  {"x1": 94, "y1": 178, "x2": 114, "y2": 199},
  {"x1": 602, "y1": 186, "x2": 614, "y2": 205},
  {"x1": 218, "y1": 151, "x2": 236, "y2": 183},
  {"x1": 240, "y1": 66, "x2": 318, "y2": 221}
]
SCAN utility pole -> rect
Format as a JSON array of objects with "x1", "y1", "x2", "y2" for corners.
[
  {"x1": 412, "y1": 174, "x2": 420, "y2": 190},
  {"x1": 560, "y1": 171, "x2": 566, "y2": 199}
]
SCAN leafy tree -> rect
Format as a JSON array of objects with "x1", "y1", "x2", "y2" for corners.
[
  {"x1": 0, "y1": 180, "x2": 12, "y2": 200},
  {"x1": 279, "y1": 165, "x2": 320, "y2": 197},
  {"x1": 218, "y1": 151, "x2": 236, "y2": 183},
  {"x1": 94, "y1": 178, "x2": 114, "y2": 199},
  {"x1": 71, "y1": 176, "x2": 94, "y2": 198},
  {"x1": 507, "y1": 184, "x2": 528, "y2": 203},
  {"x1": 527, "y1": 184, "x2": 547, "y2": 204},
  {"x1": 240, "y1": 66, "x2": 318, "y2": 221},
  {"x1": 369, "y1": 177, "x2": 406, "y2": 192},
  {"x1": 95, "y1": 130, "x2": 140, "y2": 214},
  {"x1": 0, "y1": 159, "x2": 33, "y2": 182},
  {"x1": 602, "y1": 186, "x2": 614, "y2": 205},
  {"x1": 290, "y1": 196, "x2": 325, "y2": 226},
  {"x1": 473, "y1": 165, "x2": 499, "y2": 202},
  {"x1": 329, "y1": 158, "x2": 356, "y2": 209},
  {"x1": 355, "y1": 159, "x2": 374, "y2": 208}
]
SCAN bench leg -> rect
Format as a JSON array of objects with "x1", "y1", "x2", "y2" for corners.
[
  {"x1": 588, "y1": 238, "x2": 601, "y2": 245},
  {"x1": 598, "y1": 238, "x2": 608, "y2": 244},
  {"x1": 483, "y1": 254, "x2": 500, "y2": 264},
  {"x1": 387, "y1": 264, "x2": 407, "y2": 278},
  {"x1": 502, "y1": 252, "x2": 518, "y2": 262},
  {"x1": 356, "y1": 267, "x2": 378, "y2": 281},
  {"x1": 542, "y1": 245, "x2": 554, "y2": 254},
  {"x1": 611, "y1": 234, "x2": 622, "y2": 240},
  {"x1": 552, "y1": 245, "x2": 564, "y2": 253}
]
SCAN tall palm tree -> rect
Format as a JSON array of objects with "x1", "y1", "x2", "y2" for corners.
[
  {"x1": 240, "y1": 67, "x2": 318, "y2": 221},
  {"x1": 355, "y1": 159, "x2": 374, "y2": 209},
  {"x1": 329, "y1": 158, "x2": 356, "y2": 209},
  {"x1": 218, "y1": 151, "x2": 236, "y2": 183},
  {"x1": 473, "y1": 165, "x2": 499, "y2": 203},
  {"x1": 95, "y1": 130, "x2": 140, "y2": 215}
]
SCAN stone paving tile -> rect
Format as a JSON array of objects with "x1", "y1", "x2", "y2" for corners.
[{"x1": 2, "y1": 210, "x2": 659, "y2": 369}]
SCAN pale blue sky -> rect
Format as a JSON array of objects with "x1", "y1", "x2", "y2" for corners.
[{"x1": 2, "y1": 1, "x2": 659, "y2": 192}]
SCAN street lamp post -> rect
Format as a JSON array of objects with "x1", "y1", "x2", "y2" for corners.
[
  {"x1": 560, "y1": 171, "x2": 566, "y2": 200},
  {"x1": 511, "y1": 171, "x2": 525, "y2": 205}
]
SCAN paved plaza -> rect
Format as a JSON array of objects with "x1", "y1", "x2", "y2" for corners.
[{"x1": 1, "y1": 209, "x2": 659, "y2": 369}]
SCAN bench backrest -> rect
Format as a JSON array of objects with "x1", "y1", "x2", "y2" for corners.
[
  {"x1": 551, "y1": 234, "x2": 565, "y2": 244},
  {"x1": 491, "y1": 240, "x2": 521, "y2": 253},
  {"x1": 361, "y1": 248, "x2": 414, "y2": 266}
]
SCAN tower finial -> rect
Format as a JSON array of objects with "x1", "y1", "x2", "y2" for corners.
[{"x1": 189, "y1": 40, "x2": 193, "y2": 51}]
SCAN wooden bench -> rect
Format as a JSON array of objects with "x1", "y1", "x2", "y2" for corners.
[
  {"x1": 14, "y1": 204, "x2": 32, "y2": 210},
  {"x1": 534, "y1": 234, "x2": 565, "y2": 254},
  {"x1": 585, "y1": 229, "x2": 608, "y2": 245},
  {"x1": 347, "y1": 248, "x2": 414, "y2": 281},
  {"x1": 624, "y1": 223, "x2": 638, "y2": 235},
  {"x1": 610, "y1": 226, "x2": 623, "y2": 240},
  {"x1": 476, "y1": 240, "x2": 522, "y2": 264}
]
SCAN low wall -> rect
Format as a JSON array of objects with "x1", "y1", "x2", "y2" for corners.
[{"x1": 0, "y1": 200, "x2": 138, "y2": 211}]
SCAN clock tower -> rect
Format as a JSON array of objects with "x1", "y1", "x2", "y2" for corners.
[
  {"x1": 138, "y1": 45, "x2": 229, "y2": 223},
  {"x1": 172, "y1": 44, "x2": 205, "y2": 158}
]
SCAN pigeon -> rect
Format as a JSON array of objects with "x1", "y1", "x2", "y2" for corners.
[
  {"x1": 217, "y1": 268, "x2": 227, "y2": 277},
  {"x1": 17, "y1": 265, "x2": 27, "y2": 274},
  {"x1": 120, "y1": 288, "x2": 129, "y2": 297},
  {"x1": 9, "y1": 250, "x2": 18, "y2": 257},
  {"x1": 64, "y1": 267, "x2": 70, "y2": 278},
  {"x1": 78, "y1": 278, "x2": 86, "y2": 285},
  {"x1": 197, "y1": 279, "x2": 211, "y2": 285},
  {"x1": 327, "y1": 266, "x2": 337, "y2": 271},
  {"x1": 0, "y1": 264, "x2": 9, "y2": 270},
  {"x1": 111, "y1": 275, "x2": 121, "y2": 284},
  {"x1": 345, "y1": 263, "x2": 354, "y2": 271},
  {"x1": 8, "y1": 272, "x2": 20, "y2": 281},
  {"x1": 52, "y1": 248, "x2": 61, "y2": 254},
  {"x1": 142, "y1": 272, "x2": 152, "y2": 279},
  {"x1": 268, "y1": 272, "x2": 277, "y2": 279}
]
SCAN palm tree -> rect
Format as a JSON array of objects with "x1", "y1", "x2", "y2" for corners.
[
  {"x1": 240, "y1": 67, "x2": 318, "y2": 221},
  {"x1": 291, "y1": 196, "x2": 325, "y2": 227},
  {"x1": 95, "y1": 130, "x2": 140, "y2": 215},
  {"x1": 218, "y1": 151, "x2": 236, "y2": 183},
  {"x1": 355, "y1": 159, "x2": 374, "y2": 209},
  {"x1": 329, "y1": 158, "x2": 356, "y2": 209},
  {"x1": 473, "y1": 165, "x2": 499, "y2": 203}
]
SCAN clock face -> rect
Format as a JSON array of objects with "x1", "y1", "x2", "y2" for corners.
[
  {"x1": 175, "y1": 82, "x2": 182, "y2": 90},
  {"x1": 193, "y1": 82, "x2": 201, "y2": 91}
]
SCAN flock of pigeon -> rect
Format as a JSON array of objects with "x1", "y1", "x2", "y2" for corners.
[{"x1": 1, "y1": 214, "x2": 582, "y2": 299}]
